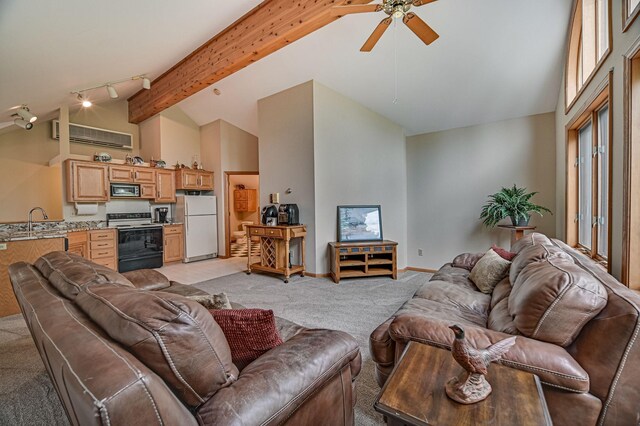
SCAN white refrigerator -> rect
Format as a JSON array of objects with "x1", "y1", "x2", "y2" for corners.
[{"x1": 175, "y1": 195, "x2": 218, "y2": 262}]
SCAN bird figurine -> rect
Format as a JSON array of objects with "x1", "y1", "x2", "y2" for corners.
[{"x1": 445, "y1": 324, "x2": 517, "y2": 404}]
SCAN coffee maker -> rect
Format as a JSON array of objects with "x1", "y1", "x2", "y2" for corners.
[
  {"x1": 261, "y1": 205, "x2": 278, "y2": 226},
  {"x1": 278, "y1": 204, "x2": 300, "y2": 226},
  {"x1": 155, "y1": 207, "x2": 169, "y2": 223}
]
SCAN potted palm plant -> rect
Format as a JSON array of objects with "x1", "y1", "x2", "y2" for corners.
[{"x1": 480, "y1": 185, "x2": 552, "y2": 227}]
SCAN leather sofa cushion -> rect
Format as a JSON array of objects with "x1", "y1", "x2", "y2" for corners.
[
  {"x1": 510, "y1": 232, "x2": 553, "y2": 254},
  {"x1": 451, "y1": 252, "x2": 485, "y2": 271},
  {"x1": 41, "y1": 255, "x2": 134, "y2": 300},
  {"x1": 34, "y1": 251, "x2": 78, "y2": 278},
  {"x1": 414, "y1": 280, "x2": 491, "y2": 319},
  {"x1": 121, "y1": 269, "x2": 170, "y2": 290},
  {"x1": 509, "y1": 243, "x2": 571, "y2": 285},
  {"x1": 388, "y1": 316, "x2": 590, "y2": 392},
  {"x1": 75, "y1": 284, "x2": 239, "y2": 407},
  {"x1": 509, "y1": 256, "x2": 608, "y2": 346},
  {"x1": 488, "y1": 298, "x2": 519, "y2": 335},
  {"x1": 396, "y1": 297, "x2": 488, "y2": 329},
  {"x1": 429, "y1": 265, "x2": 478, "y2": 291},
  {"x1": 490, "y1": 277, "x2": 511, "y2": 309}
]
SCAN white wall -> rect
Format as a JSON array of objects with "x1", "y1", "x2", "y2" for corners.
[
  {"x1": 201, "y1": 119, "x2": 258, "y2": 256},
  {"x1": 258, "y1": 81, "x2": 317, "y2": 270},
  {"x1": 313, "y1": 82, "x2": 407, "y2": 273},
  {"x1": 407, "y1": 113, "x2": 556, "y2": 270},
  {"x1": 159, "y1": 106, "x2": 201, "y2": 167}
]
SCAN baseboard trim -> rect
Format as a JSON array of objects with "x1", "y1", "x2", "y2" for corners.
[
  {"x1": 217, "y1": 255, "x2": 230, "y2": 259},
  {"x1": 406, "y1": 266, "x2": 438, "y2": 273},
  {"x1": 305, "y1": 272, "x2": 331, "y2": 278}
]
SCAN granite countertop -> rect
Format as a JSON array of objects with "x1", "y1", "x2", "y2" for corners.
[{"x1": 0, "y1": 221, "x2": 107, "y2": 242}]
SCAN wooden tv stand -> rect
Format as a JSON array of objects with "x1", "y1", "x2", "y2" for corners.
[{"x1": 329, "y1": 240, "x2": 397, "y2": 284}]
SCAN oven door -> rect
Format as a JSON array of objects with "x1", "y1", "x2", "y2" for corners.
[{"x1": 117, "y1": 226, "x2": 163, "y2": 272}]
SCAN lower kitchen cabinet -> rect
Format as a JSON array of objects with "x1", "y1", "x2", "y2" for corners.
[
  {"x1": 164, "y1": 224, "x2": 184, "y2": 263},
  {"x1": 88, "y1": 229, "x2": 117, "y2": 270},
  {"x1": 67, "y1": 230, "x2": 88, "y2": 258}
]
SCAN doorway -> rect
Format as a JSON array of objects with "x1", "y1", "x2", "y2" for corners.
[{"x1": 224, "y1": 172, "x2": 260, "y2": 258}]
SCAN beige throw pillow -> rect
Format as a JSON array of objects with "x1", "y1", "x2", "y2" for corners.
[
  {"x1": 469, "y1": 249, "x2": 512, "y2": 294},
  {"x1": 187, "y1": 292, "x2": 232, "y2": 310}
]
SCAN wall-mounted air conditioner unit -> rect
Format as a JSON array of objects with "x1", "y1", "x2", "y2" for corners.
[{"x1": 52, "y1": 120, "x2": 133, "y2": 150}]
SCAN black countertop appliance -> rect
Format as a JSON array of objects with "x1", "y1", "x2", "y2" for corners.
[
  {"x1": 278, "y1": 204, "x2": 300, "y2": 226},
  {"x1": 261, "y1": 205, "x2": 278, "y2": 225}
]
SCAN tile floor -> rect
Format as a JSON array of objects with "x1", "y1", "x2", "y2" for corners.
[{"x1": 155, "y1": 256, "x2": 247, "y2": 284}]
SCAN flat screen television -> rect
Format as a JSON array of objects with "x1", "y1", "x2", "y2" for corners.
[{"x1": 337, "y1": 205, "x2": 383, "y2": 242}]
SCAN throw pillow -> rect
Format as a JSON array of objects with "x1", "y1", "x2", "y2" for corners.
[
  {"x1": 188, "y1": 292, "x2": 232, "y2": 310},
  {"x1": 491, "y1": 244, "x2": 517, "y2": 261},
  {"x1": 211, "y1": 308, "x2": 283, "y2": 370},
  {"x1": 469, "y1": 249, "x2": 512, "y2": 294}
]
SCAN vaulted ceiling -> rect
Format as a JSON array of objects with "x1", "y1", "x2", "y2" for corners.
[{"x1": 0, "y1": 0, "x2": 572, "y2": 136}]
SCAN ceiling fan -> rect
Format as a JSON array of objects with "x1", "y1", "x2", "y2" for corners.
[{"x1": 331, "y1": 0, "x2": 439, "y2": 52}]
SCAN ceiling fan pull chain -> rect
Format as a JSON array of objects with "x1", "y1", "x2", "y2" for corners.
[{"x1": 393, "y1": 17, "x2": 399, "y2": 104}]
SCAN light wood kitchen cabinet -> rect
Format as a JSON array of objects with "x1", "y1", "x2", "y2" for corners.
[
  {"x1": 109, "y1": 165, "x2": 156, "y2": 184},
  {"x1": 133, "y1": 168, "x2": 155, "y2": 183},
  {"x1": 175, "y1": 169, "x2": 214, "y2": 191},
  {"x1": 140, "y1": 183, "x2": 156, "y2": 199},
  {"x1": 234, "y1": 189, "x2": 257, "y2": 212},
  {"x1": 155, "y1": 170, "x2": 176, "y2": 203},
  {"x1": 163, "y1": 224, "x2": 184, "y2": 263},
  {"x1": 65, "y1": 160, "x2": 109, "y2": 202},
  {"x1": 109, "y1": 165, "x2": 134, "y2": 182},
  {"x1": 67, "y1": 230, "x2": 88, "y2": 258},
  {"x1": 88, "y1": 229, "x2": 117, "y2": 270},
  {"x1": 0, "y1": 237, "x2": 66, "y2": 317}
]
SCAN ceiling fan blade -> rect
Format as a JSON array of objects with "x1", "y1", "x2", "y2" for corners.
[
  {"x1": 412, "y1": 0, "x2": 438, "y2": 7},
  {"x1": 360, "y1": 17, "x2": 392, "y2": 52},
  {"x1": 403, "y1": 12, "x2": 439, "y2": 45},
  {"x1": 330, "y1": 4, "x2": 383, "y2": 16}
]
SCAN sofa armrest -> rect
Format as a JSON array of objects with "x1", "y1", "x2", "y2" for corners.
[
  {"x1": 121, "y1": 269, "x2": 170, "y2": 291},
  {"x1": 389, "y1": 314, "x2": 590, "y2": 393},
  {"x1": 451, "y1": 252, "x2": 485, "y2": 271},
  {"x1": 196, "y1": 329, "x2": 361, "y2": 425}
]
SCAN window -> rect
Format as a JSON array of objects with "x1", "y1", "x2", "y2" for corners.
[
  {"x1": 566, "y1": 0, "x2": 611, "y2": 109},
  {"x1": 566, "y1": 74, "x2": 611, "y2": 269},
  {"x1": 624, "y1": 0, "x2": 640, "y2": 31}
]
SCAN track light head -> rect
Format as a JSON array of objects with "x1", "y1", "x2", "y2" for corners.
[
  {"x1": 77, "y1": 93, "x2": 92, "y2": 108},
  {"x1": 142, "y1": 77, "x2": 151, "y2": 90},
  {"x1": 14, "y1": 118, "x2": 33, "y2": 130},
  {"x1": 106, "y1": 85, "x2": 118, "y2": 99},
  {"x1": 16, "y1": 106, "x2": 37, "y2": 123}
]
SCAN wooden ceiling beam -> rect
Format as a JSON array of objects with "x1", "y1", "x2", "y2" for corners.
[{"x1": 127, "y1": 0, "x2": 373, "y2": 124}]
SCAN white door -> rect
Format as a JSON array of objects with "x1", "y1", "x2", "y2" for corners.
[
  {"x1": 186, "y1": 196, "x2": 216, "y2": 216},
  {"x1": 185, "y1": 214, "x2": 218, "y2": 258}
]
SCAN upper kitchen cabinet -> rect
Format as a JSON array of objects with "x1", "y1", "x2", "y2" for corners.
[
  {"x1": 175, "y1": 169, "x2": 214, "y2": 191},
  {"x1": 65, "y1": 160, "x2": 109, "y2": 202},
  {"x1": 109, "y1": 165, "x2": 156, "y2": 184},
  {"x1": 155, "y1": 170, "x2": 176, "y2": 203}
]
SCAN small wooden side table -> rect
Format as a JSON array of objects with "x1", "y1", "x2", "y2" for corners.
[
  {"x1": 498, "y1": 225, "x2": 537, "y2": 247},
  {"x1": 245, "y1": 224, "x2": 306, "y2": 283},
  {"x1": 374, "y1": 341, "x2": 551, "y2": 426}
]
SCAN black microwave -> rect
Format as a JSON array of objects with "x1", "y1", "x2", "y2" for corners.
[{"x1": 111, "y1": 183, "x2": 140, "y2": 197}]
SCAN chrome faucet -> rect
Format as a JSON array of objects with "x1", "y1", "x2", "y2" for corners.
[{"x1": 28, "y1": 207, "x2": 48, "y2": 233}]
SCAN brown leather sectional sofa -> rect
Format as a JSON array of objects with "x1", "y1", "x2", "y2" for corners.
[
  {"x1": 9, "y1": 251, "x2": 361, "y2": 426},
  {"x1": 370, "y1": 233, "x2": 640, "y2": 425}
]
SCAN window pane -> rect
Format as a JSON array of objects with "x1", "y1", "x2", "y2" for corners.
[
  {"x1": 597, "y1": 0, "x2": 608, "y2": 60},
  {"x1": 597, "y1": 106, "x2": 608, "y2": 258},
  {"x1": 630, "y1": 0, "x2": 640, "y2": 17},
  {"x1": 579, "y1": 122, "x2": 593, "y2": 249}
]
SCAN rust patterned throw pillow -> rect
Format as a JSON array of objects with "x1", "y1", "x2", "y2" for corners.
[{"x1": 210, "y1": 308, "x2": 283, "y2": 370}]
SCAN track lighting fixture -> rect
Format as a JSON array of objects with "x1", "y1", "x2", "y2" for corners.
[
  {"x1": 14, "y1": 118, "x2": 33, "y2": 130},
  {"x1": 71, "y1": 74, "x2": 150, "y2": 106},
  {"x1": 77, "y1": 93, "x2": 92, "y2": 108},
  {"x1": 16, "y1": 106, "x2": 37, "y2": 123},
  {"x1": 106, "y1": 85, "x2": 119, "y2": 99}
]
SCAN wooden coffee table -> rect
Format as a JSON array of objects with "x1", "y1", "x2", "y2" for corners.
[{"x1": 374, "y1": 341, "x2": 552, "y2": 426}]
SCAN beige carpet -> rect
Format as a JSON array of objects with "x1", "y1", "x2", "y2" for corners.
[{"x1": 0, "y1": 271, "x2": 429, "y2": 425}]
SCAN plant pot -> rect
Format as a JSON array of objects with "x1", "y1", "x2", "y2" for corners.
[{"x1": 510, "y1": 215, "x2": 530, "y2": 227}]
